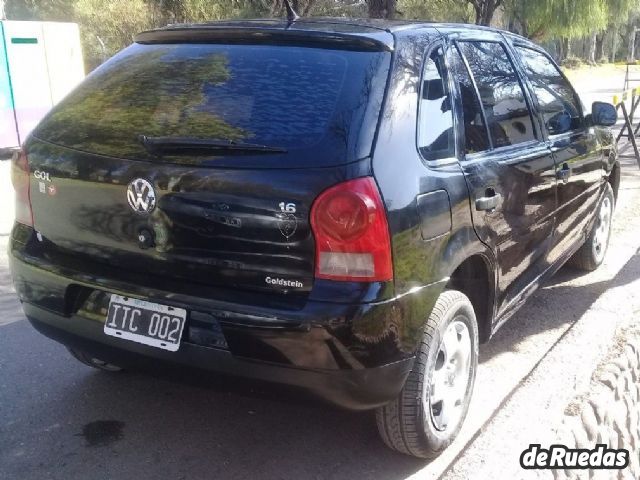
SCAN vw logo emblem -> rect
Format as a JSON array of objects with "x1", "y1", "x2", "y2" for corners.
[{"x1": 127, "y1": 178, "x2": 156, "y2": 214}]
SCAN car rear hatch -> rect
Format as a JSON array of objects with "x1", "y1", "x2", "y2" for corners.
[{"x1": 25, "y1": 26, "x2": 392, "y2": 299}]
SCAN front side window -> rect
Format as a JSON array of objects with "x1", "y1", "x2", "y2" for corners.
[
  {"x1": 418, "y1": 45, "x2": 455, "y2": 160},
  {"x1": 457, "y1": 41, "x2": 536, "y2": 149},
  {"x1": 515, "y1": 46, "x2": 584, "y2": 135}
]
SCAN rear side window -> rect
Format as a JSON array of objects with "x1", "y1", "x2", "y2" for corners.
[
  {"x1": 448, "y1": 46, "x2": 490, "y2": 154},
  {"x1": 34, "y1": 43, "x2": 391, "y2": 167},
  {"x1": 457, "y1": 41, "x2": 536, "y2": 149},
  {"x1": 418, "y1": 45, "x2": 455, "y2": 160},
  {"x1": 515, "y1": 46, "x2": 584, "y2": 135}
]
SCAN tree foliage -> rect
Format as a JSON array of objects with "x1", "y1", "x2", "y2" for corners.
[
  {"x1": 75, "y1": 0, "x2": 156, "y2": 65},
  {"x1": 4, "y1": 0, "x2": 640, "y2": 66},
  {"x1": 505, "y1": 0, "x2": 609, "y2": 41},
  {"x1": 399, "y1": 0, "x2": 473, "y2": 22}
]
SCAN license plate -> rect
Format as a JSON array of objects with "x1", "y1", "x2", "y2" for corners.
[{"x1": 104, "y1": 295, "x2": 187, "y2": 352}]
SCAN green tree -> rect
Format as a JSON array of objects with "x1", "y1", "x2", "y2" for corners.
[
  {"x1": 146, "y1": 0, "x2": 273, "y2": 24},
  {"x1": 399, "y1": 0, "x2": 473, "y2": 22},
  {"x1": 12, "y1": 0, "x2": 637, "y2": 68},
  {"x1": 366, "y1": 0, "x2": 397, "y2": 19},
  {"x1": 606, "y1": 0, "x2": 639, "y2": 62},
  {"x1": 506, "y1": 0, "x2": 608, "y2": 41},
  {"x1": 6, "y1": 0, "x2": 75, "y2": 21},
  {"x1": 73, "y1": 0, "x2": 156, "y2": 68},
  {"x1": 504, "y1": 0, "x2": 637, "y2": 62}
]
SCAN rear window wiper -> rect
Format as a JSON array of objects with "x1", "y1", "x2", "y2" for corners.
[{"x1": 139, "y1": 136, "x2": 288, "y2": 156}]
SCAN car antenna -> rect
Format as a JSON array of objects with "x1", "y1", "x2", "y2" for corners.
[{"x1": 283, "y1": 0, "x2": 300, "y2": 26}]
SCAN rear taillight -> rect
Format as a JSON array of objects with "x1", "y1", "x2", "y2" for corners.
[
  {"x1": 311, "y1": 177, "x2": 393, "y2": 282},
  {"x1": 10, "y1": 148, "x2": 33, "y2": 227}
]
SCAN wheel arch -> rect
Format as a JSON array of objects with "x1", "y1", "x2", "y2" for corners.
[
  {"x1": 608, "y1": 160, "x2": 620, "y2": 205},
  {"x1": 444, "y1": 252, "x2": 496, "y2": 343}
]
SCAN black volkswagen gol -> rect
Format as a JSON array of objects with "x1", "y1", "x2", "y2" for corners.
[{"x1": 9, "y1": 18, "x2": 619, "y2": 458}]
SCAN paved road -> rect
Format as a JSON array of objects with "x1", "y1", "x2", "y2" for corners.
[{"x1": 1, "y1": 68, "x2": 637, "y2": 480}]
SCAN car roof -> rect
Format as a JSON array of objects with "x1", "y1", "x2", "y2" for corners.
[
  {"x1": 154, "y1": 17, "x2": 526, "y2": 35},
  {"x1": 137, "y1": 17, "x2": 535, "y2": 52},
  {"x1": 159, "y1": 17, "x2": 430, "y2": 34}
]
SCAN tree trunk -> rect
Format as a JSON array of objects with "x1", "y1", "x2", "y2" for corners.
[
  {"x1": 558, "y1": 38, "x2": 571, "y2": 61},
  {"x1": 629, "y1": 27, "x2": 639, "y2": 63},
  {"x1": 482, "y1": 7, "x2": 495, "y2": 26},
  {"x1": 595, "y1": 33, "x2": 605, "y2": 63},
  {"x1": 611, "y1": 25, "x2": 619, "y2": 62},
  {"x1": 556, "y1": 39, "x2": 564, "y2": 61},
  {"x1": 368, "y1": 0, "x2": 384, "y2": 18},
  {"x1": 388, "y1": 0, "x2": 397, "y2": 19},
  {"x1": 588, "y1": 32, "x2": 597, "y2": 65},
  {"x1": 473, "y1": 0, "x2": 499, "y2": 26},
  {"x1": 367, "y1": 0, "x2": 396, "y2": 19}
]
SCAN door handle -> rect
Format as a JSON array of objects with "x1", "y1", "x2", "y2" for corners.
[
  {"x1": 557, "y1": 163, "x2": 571, "y2": 183},
  {"x1": 475, "y1": 188, "x2": 502, "y2": 212}
]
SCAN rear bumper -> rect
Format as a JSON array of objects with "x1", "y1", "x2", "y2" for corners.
[
  {"x1": 26, "y1": 304, "x2": 413, "y2": 410},
  {"x1": 9, "y1": 230, "x2": 445, "y2": 410}
]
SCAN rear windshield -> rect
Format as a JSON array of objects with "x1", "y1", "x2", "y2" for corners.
[{"x1": 34, "y1": 42, "x2": 391, "y2": 167}]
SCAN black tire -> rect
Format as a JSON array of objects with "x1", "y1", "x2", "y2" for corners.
[
  {"x1": 67, "y1": 347, "x2": 124, "y2": 372},
  {"x1": 569, "y1": 182, "x2": 614, "y2": 272},
  {"x1": 375, "y1": 290, "x2": 479, "y2": 459}
]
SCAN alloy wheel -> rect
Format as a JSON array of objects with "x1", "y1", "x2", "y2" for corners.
[
  {"x1": 592, "y1": 196, "x2": 612, "y2": 264},
  {"x1": 427, "y1": 318, "x2": 472, "y2": 432}
]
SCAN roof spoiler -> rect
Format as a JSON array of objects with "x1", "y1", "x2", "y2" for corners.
[{"x1": 135, "y1": 27, "x2": 393, "y2": 52}]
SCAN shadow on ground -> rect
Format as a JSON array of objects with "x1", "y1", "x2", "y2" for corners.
[
  {"x1": 1, "y1": 319, "x2": 425, "y2": 480},
  {"x1": 481, "y1": 247, "x2": 640, "y2": 365}
]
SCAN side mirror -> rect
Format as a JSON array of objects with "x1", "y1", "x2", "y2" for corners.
[{"x1": 591, "y1": 101, "x2": 617, "y2": 127}]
